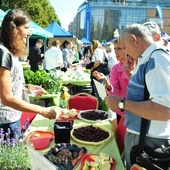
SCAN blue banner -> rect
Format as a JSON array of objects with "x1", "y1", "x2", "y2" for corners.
[
  {"x1": 156, "y1": 5, "x2": 164, "y2": 29},
  {"x1": 85, "y1": 2, "x2": 91, "y2": 42}
]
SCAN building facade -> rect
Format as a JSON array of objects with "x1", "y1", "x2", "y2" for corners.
[{"x1": 68, "y1": 0, "x2": 170, "y2": 41}]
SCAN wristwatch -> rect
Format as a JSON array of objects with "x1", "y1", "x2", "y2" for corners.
[{"x1": 118, "y1": 98, "x2": 126, "y2": 111}]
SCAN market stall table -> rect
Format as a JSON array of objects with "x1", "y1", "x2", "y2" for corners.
[
  {"x1": 61, "y1": 67, "x2": 91, "y2": 86},
  {"x1": 61, "y1": 67, "x2": 91, "y2": 94},
  {"x1": 63, "y1": 79, "x2": 90, "y2": 86},
  {"x1": 25, "y1": 108, "x2": 125, "y2": 170},
  {"x1": 29, "y1": 93, "x2": 60, "y2": 107}
]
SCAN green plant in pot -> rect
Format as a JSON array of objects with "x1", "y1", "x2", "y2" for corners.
[{"x1": 0, "y1": 128, "x2": 30, "y2": 170}]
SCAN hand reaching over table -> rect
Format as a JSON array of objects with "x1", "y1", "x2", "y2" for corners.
[{"x1": 39, "y1": 107, "x2": 57, "y2": 119}]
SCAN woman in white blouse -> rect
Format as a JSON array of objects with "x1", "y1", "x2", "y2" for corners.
[{"x1": 90, "y1": 39, "x2": 108, "y2": 96}]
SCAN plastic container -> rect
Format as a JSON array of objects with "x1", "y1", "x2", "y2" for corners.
[{"x1": 54, "y1": 120, "x2": 73, "y2": 143}]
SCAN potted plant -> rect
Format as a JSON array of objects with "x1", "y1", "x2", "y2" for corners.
[{"x1": 0, "y1": 128, "x2": 30, "y2": 170}]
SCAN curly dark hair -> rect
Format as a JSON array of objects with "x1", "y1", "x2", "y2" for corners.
[{"x1": 0, "y1": 9, "x2": 30, "y2": 57}]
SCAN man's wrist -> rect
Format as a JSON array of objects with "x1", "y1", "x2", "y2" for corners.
[{"x1": 118, "y1": 98, "x2": 126, "y2": 111}]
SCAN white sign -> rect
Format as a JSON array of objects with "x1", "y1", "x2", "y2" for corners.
[
  {"x1": 27, "y1": 144, "x2": 57, "y2": 170},
  {"x1": 93, "y1": 79, "x2": 107, "y2": 100}
]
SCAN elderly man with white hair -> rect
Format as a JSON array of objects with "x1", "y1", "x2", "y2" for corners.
[
  {"x1": 142, "y1": 21, "x2": 170, "y2": 48},
  {"x1": 123, "y1": 22, "x2": 170, "y2": 80}
]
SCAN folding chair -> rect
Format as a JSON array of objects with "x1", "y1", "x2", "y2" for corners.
[
  {"x1": 20, "y1": 112, "x2": 36, "y2": 131},
  {"x1": 67, "y1": 92, "x2": 98, "y2": 110},
  {"x1": 115, "y1": 115, "x2": 126, "y2": 154}
]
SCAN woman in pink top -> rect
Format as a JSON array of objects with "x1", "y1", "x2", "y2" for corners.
[{"x1": 93, "y1": 39, "x2": 129, "y2": 121}]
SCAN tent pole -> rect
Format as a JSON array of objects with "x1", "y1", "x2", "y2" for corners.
[{"x1": 27, "y1": 36, "x2": 30, "y2": 60}]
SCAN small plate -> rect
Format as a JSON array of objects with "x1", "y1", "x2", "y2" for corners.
[
  {"x1": 25, "y1": 131, "x2": 54, "y2": 150},
  {"x1": 57, "y1": 109, "x2": 79, "y2": 121},
  {"x1": 80, "y1": 154, "x2": 116, "y2": 170},
  {"x1": 77, "y1": 109, "x2": 111, "y2": 123},
  {"x1": 71, "y1": 124, "x2": 112, "y2": 145}
]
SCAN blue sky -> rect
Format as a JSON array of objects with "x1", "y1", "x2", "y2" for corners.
[{"x1": 49, "y1": 0, "x2": 85, "y2": 31}]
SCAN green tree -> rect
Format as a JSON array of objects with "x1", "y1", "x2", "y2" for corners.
[{"x1": 0, "y1": 0, "x2": 61, "y2": 28}]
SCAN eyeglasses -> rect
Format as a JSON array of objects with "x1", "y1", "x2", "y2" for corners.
[{"x1": 114, "y1": 47, "x2": 126, "y2": 51}]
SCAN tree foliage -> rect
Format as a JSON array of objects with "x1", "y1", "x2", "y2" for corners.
[{"x1": 0, "y1": 0, "x2": 61, "y2": 28}]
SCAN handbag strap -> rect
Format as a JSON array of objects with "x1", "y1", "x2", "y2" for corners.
[
  {"x1": 137, "y1": 47, "x2": 170, "y2": 156},
  {"x1": 137, "y1": 88, "x2": 150, "y2": 156}
]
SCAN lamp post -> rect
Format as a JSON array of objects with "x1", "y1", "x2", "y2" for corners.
[{"x1": 85, "y1": 0, "x2": 91, "y2": 42}]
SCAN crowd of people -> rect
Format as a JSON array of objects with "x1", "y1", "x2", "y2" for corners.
[
  {"x1": 28, "y1": 38, "x2": 85, "y2": 73},
  {"x1": 0, "y1": 8, "x2": 170, "y2": 170}
]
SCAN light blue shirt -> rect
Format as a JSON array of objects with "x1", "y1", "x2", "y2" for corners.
[{"x1": 125, "y1": 42, "x2": 170, "y2": 138}]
